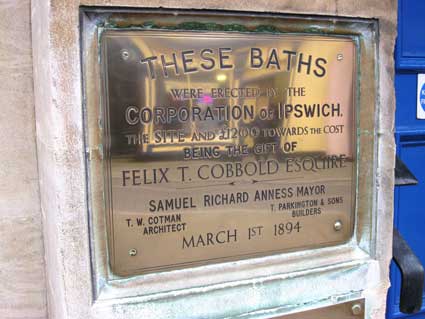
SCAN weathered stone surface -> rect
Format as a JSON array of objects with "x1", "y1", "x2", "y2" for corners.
[
  {"x1": 0, "y1": 0, "x2": 47, "y2": 318},
  {"x1": 31, "y1": 1, "x2": 396, "y2": 319}
]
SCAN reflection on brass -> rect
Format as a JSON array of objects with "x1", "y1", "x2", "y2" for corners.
[
  {"x1": 101, "y1": 30, "x2": 357, "y2": 276},
  {"x1": 271, "y1": 299, "x2": 365, "y2": 319}
]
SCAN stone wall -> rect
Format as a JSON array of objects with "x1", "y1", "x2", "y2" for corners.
[
  {"x1": 0, "y1": 1, "x2": 47, "y2": 318},
  {"x1": 0, "y1": 0, "x2": 397, "y2": 318},
  {"x1": 32, "y1": 1, "x2": 396, "y2": 319}
]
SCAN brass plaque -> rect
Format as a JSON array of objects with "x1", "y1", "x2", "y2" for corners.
[
  {"x1": 272, "y1": 299, "x2": 365, "y2": 319},
  {"x1": 101, "y1": 30, "x2": 357, "y2": 276}
]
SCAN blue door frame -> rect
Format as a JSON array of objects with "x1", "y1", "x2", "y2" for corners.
[{"x1": 386, "y1": 1, "x2": 425, "y2": 318}]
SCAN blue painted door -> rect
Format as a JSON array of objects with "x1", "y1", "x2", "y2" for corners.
[{"x1": 387, "y1": 1, "x2": 425, "y2": 318}]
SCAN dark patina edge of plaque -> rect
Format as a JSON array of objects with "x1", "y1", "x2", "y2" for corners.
[{"x1": 87, "y1": 9, "x2": 376, "y2": 277}]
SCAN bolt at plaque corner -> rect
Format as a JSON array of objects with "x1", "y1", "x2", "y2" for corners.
[
  {"x1": 334, "y1": 220, "x2": 343, "y2": 231},
  {"x1": 351, "y1": 303, "x2": 363, "y2": 315},
  {"x1": 129, "y1": 248, "x2": 137, "y2": 256},
  {"x1": 121, "y1": 50, "x2": 130, "y2": 60}
]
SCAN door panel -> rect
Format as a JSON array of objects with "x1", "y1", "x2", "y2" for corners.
[
  {"x1": 387, "y1": 1, "x2": 425, "y2": 318},
  {"x1": 396, "y1": 0, "x2": 425, "y2": 70}
]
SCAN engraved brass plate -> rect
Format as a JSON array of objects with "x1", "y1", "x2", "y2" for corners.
[
  {"x1": 101, "y1": 30, "x2": 357, "y2": 276},
  {"x1": 272, "y1": 299, "x2": 365, "y2": 319}
]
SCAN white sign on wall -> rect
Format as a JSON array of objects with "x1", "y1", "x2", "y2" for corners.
[{"x1": 417, "y1": 74, "x2": 425, "y2": 119}]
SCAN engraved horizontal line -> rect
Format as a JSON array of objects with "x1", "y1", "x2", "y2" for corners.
[{"x1": 176, "y1": 181, "x2": 235, "y2": 190}]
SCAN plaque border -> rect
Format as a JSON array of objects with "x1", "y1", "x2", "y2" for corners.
[{"x1": 81, "y1": 7, "x2": 379, "y2": 303}]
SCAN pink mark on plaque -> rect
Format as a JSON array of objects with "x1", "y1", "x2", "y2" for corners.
[{"x1": 200, "y1": 95, "x2": 213, "y2": 105}]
